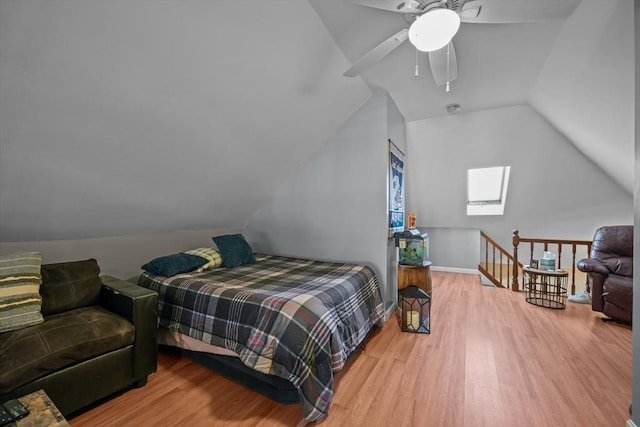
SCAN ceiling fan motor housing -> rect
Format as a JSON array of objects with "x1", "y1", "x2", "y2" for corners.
[{"x1": 406, "y1": 0, "x2": 469, "y2": 13}]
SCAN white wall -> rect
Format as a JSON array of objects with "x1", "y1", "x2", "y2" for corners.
[
  {"x1": 418, "y1": 227, "x2": 480, "y2": 272},
  {"x1": 0, "y1": 227, "x2": 241, "y2": 280},
  {"x1": 246, "y1": 93, "x2": 398, "y2": 314},
  {"x1": 406, "y1": 103, "x2": 633, "y2": 264},
  {"x1": 631, "y1": 2, "x2": 639, "y2": 425},
  {"x1": 386, "y1": 92, "x2": 407, "y2": 311}
]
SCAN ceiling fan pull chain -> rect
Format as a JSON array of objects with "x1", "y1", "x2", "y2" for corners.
[
  {"x1": 414, "y1": 48, "x2": 419, "y2": 77},
  {"x1": 445, "y1": 42, "x2": 450, "y2": 92}
]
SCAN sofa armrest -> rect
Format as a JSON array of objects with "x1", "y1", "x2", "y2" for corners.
[
  {"x1": 577, "y1": 259, "x2": 609, "y2": 312},
  {"x1": 577, "y1": 258, "x2": 610, "y2": 275},
  {"x1": 99, "y1": 275, "x2": 158, "y2": 382}
]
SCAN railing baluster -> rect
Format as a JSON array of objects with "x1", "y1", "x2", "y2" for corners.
[
  {"x1": 485, "y1": 238, "x2": 489, "y2": 269},
  {"x1": 557, "y1": 244, "x2": 563, "y2": 270},
  {"x1": 492, "y1": 245, "x2": 496, "y2": 278},
  {"x1": 571, "y1": 243, "x2": 577, "y2": 295},
  {"x1": 512, "y1": 230, "x2": 520, "y2": 291},
  {"x1": 529, "y1": 242, "x2": 534, "y2": 264}
]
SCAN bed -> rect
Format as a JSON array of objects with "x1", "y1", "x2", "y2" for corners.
[{"x1": 137, "y1": 252, "x2": 385, "y2": 424}]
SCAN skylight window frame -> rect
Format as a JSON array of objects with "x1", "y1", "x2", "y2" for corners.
[{"x1": 466, "y1": 166, "x2": 511, "y2": 216}]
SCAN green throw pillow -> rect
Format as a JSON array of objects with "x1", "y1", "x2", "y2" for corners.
[
  {"x1": 0, "y1": 252, "x2": 44, "y2": 333},
  {"x1": 142, "y1": 253, "x2": 208, "y2": 276},
  {"x1": 212, "y1": 234, "x2": 256, "y2": 268}
]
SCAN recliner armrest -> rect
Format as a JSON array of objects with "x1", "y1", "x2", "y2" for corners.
[
  {"x1": 577, "y1": 258, "x2": 610, "y2": 275},
  {"x1": 99, "y1": 275, "x2": 158, "y2": 381}
]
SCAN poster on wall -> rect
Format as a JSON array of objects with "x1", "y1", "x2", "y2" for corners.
[{"x1": 388, "y1": 139, "x2": 405, "y2": 237}]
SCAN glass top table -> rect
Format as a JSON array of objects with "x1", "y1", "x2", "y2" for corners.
[{"x1": 523, "y1": 266, "x2": 568, "y2": 309}]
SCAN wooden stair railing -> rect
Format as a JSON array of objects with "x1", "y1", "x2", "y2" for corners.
[
  {"x1": 479, "y1": 230, "x2": 593, "y2": 294},
  {"x1": 512, "y1": 229, "x2": 592, "y2": 295},
  {"x1": 479, "y1": 231, "x2": 516, "y2": 289}
]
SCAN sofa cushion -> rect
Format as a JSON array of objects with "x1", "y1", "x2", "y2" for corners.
[
  {"x1": 0, "y1": 252, "x2": 44, "y2": 333},
  {"x1": 0, "y1": 305, "x2": 135, "y2": 394},
  {"x1": 40, "y1": 259, "x2": 101, "y2": 316},
  {"x1": 591, "y1": 225, "x2": 633, "y2": 259}
]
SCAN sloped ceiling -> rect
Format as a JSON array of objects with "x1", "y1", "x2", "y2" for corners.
[
  {"x1": 0, "y1": 0, "x2": 370, "y2": 241},
  {"x1": 529, "y1": 0, "x2": 634, "y2": 193},
  {"x1": 0, "y1": 0, "x2": 634, "y2": 242},
  {"x1": 310, "y1": 0, "x2": 573, "y2": 121}
]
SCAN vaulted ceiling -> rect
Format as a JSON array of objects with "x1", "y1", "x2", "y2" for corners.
[
  {"x1": 311, "y1": 0, "x2": 634, "y2": 191},
  {"x1": 311, "y1": 0, "x2": 574, "y2": 121},
  {"x1": 0, "y1": 0, "x2": 634, "y2": 242}
]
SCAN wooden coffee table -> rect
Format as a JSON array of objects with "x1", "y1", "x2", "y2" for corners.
[{"x1": 10, "y1": 390, "x2": 69, "y2": 427}]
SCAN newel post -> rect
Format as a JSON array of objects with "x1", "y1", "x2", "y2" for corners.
[{"x1": 512, "y1": 229, "x2": 520, "y2": 291}]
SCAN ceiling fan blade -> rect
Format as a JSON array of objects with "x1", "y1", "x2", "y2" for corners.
[
  {"x1": 459, "y1": 0, "x2": 581, "y2": 24},
  {"x1": 347, "y1": 0, "x2": 423, "y2": 14},
  {"x1": 343, "y1": 28, "x2": 409, "y2": 77},
  {"x1": 428, "y1": 41, "x2": 457, "y2": 88}
]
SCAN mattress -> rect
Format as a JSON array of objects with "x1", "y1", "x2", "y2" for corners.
[{"x1": 138, "y1": 253, "x2": 385, "y2": 423}]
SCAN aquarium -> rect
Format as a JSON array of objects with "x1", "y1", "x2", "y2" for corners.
[{"x1": 394, "y1": 229, "x2": 429, "y2": 266}]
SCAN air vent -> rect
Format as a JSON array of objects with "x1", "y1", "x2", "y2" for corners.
[{"x1": 446, "y1": 103, "x2": 461, "y2": 114}]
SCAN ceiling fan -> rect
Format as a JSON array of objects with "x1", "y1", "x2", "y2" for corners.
[{"x1": 343, "y1": 0, "x2": 581, "y2": 89}]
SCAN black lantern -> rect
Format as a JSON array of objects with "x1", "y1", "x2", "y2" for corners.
[{"x1": 398, "y1": 285, "x2": 430, "y2": 333}]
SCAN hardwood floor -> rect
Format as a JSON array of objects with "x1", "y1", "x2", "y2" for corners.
[{"x1": 70, "y1": 271, "x2": 632, "y2": 427}]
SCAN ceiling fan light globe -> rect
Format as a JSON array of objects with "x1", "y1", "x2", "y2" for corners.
[{"x1": 408, "y1": 9, "x2": 460, "y2": 52}]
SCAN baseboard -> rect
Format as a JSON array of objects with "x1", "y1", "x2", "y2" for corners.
[
  {"x1": 627, "y1": 419, "x2": 637, "y2": 427},
  {"x1": 430, "y1": 266, "x2": 479, "y2": 275},
  {"x1": 384, "y1": 305, "x2": 396, "y2": 321}
]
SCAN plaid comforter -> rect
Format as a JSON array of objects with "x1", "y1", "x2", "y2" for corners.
[{"x1": 137, "y1": 254, "x2": 384, "y2": 423}]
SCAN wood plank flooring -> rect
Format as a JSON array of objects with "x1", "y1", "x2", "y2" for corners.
[{"x1": 70, "y1": 271, "x2": 632, "y2": 427}]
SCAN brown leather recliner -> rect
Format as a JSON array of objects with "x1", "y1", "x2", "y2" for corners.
[{"x1": 577, "y1": 225, "x2": 633, "y2": 324}]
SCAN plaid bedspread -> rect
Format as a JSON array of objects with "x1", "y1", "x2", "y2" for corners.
[{"x1": 137, "y1": 254, "x2": 384, "y2": 423}]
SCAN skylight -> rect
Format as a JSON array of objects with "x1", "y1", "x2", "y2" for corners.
[{"x1": 467, "y1": 166, "x2": 511, "y2": 215}]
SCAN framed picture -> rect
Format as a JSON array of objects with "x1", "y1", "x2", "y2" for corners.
[
  {"x1": 530, "y1": 259, "x2": 539, "y2": 269},
  {"x1": 388, "y1": 140, "x2": 405, "y2": 237}
]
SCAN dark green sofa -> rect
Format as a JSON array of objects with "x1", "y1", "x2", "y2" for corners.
[{"x1": 0, "y1": 259, "x2": 158, "y2": 416}]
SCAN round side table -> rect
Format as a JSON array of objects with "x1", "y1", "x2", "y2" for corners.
[{"x1": 523, "y1": 266, "x2": 568, "y2": 309}]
